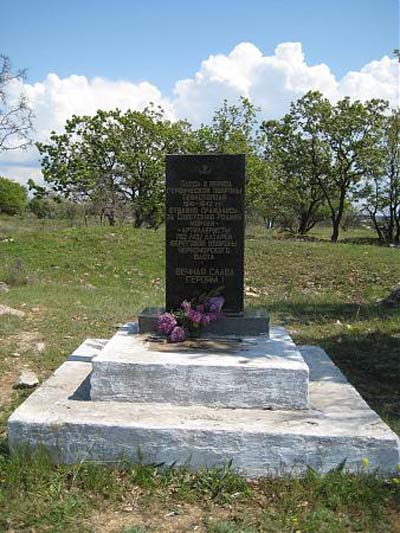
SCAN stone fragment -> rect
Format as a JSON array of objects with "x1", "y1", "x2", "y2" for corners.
[
  {"x1": 0, "y1": 282, "x2": 9, "y2": 294},
  {"x1": 13, "y1": 371, "x2": 39, "y2": 389},
  {"x1": 81, "y1": 283, "x2": 96, "y2": 290},
  {"x1": 35, "y1": 342, "x2": 46, "y2": 353},
  {"x1": 0, "y1": 305, "x2": 25, "y2": 317}
]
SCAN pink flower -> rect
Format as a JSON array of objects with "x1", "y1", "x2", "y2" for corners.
[
  {"x1": 169, "y1": 326, "x2": 185, "y2": 342},
  {"x1": 181, "y1": 300, "x2": 192, "y2": 313},
  {"x1": 157, "y1": 312, "x2": 177, "y2": 335},
  {"x1": 188, "y1": 309, "x2": 203, "y2": 324}
]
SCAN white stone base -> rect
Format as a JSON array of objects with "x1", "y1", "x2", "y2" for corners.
[
  {"x1": 8, "y1": 337, "x2": 400, "y2": 477},
  {"x1": 90, "y1": 325, "x2": 309, "y2": 410}
]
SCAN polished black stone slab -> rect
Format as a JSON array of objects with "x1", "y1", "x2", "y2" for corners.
[
  {"x1": 138, "y1": 308, "x2": 270, "y2": 337},
  {"x1": 165, "y1": 154, "x2": 245, "y2": 314}
]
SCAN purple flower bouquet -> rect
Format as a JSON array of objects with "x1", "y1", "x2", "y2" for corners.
[{"x1": 157, "y1": 292, "x2": 225, "y2": 342}]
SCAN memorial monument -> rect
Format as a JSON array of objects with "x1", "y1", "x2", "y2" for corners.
[
  {"x1": 7, "y1": 154, "x2": 400, "y2": 477},
  {"x1": 139, "y1": 154, "x2": 268, "y2": 336},
  {"x1": 166, "y1": 154, "x2": 245, "y2": 313}
]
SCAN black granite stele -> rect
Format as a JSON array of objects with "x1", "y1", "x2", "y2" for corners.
[
  {"x1": 138, "y1": 153, "x2": 269, "y2": 337},
  {"x1": 165, "y1": 154, "x2": 245, "y2": 314}
]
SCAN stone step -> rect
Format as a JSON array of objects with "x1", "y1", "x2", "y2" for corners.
[
  {"x1": 90, "y1": 325, "x2": 309, "y2": 410},
  {"x1": 8, "y1": 338, "x2": 400, "y2": 476}
]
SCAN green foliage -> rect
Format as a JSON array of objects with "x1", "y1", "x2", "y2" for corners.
[
  {"x1": 356, "y1": 109, "x2": 400, "y2": 243},
  {"x1": 29, "y1": 196, "x2": 85, "y2": 222},
  {"x1": 33, "y1": 93, "x2": 394, "y2": 242},
  {"x1": 190, "y1": 97, "x2": 277, "y2": 223},
  {"x1": 36, "y1": 106, "x2": 190, "y2": 228},
  {"x1": 1, "y1": 257, "x2": 29, "y2": 286},
  {"x1": 260, "y1": 91, "x2": 389, "y2": 241},
  {"x1": 0, "y1": 176, "x2": 27, "y2": 215},
  {"x1": 190, "y1": 97, "x2": 259, "y2": 154},
  {"x1": 261, "y1": 92, "x2": 331, "y2": 234},
  {"x1": 317, "y1": 94, "x2": 388, "y2": 242},
  {"x1": 29, "y1": 196, "x2": 59, "y2": 219}
]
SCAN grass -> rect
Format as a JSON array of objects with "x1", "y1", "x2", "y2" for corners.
[
  {"x1": 0, "y1": 215, "x2": 399, "y2": 531},
  {"x1": 0, "y1": 448, "x2": 399, "y2": 532}
]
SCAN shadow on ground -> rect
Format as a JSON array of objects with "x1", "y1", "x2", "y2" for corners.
[
  {"x1": 264, "y1": 301, "x2": 400, "y2": 435},
  {"x1": 266, "y1": 300, "x2": 399, "y2": 324}
]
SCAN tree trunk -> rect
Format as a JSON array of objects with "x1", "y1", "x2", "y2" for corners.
[
  {"x1": 134, "y1": 208, "x2": 143, "y2": 228},
  {"x1": 369, "y1": 213, "x2": 384, "y2": 242},
  {"x1": 330, "y1": 217, "x2": 340, "y2": 243},
  {"x1": 105, "y1": 212, "x2": 115, "y2": 226},
  {"x1": 395, "y1": 217, "x2": 400, "y2": 243},
  {"x1": 298, "y1": 212, "x2": 312, "y2": 235},
  {"x1": 330, "y1": 188, "x2": 346, "y2": 243}
]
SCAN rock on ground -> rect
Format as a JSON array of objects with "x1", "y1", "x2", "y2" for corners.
[
  {"x1": 0, "y1": 305, "x2": 25, "y2": 317},
  {"x1": 0, "y1": 282, "x2": 9, "y2": 294},
  {"x1": 35, "y1": 342, "x2": 46, "y2": 353},
  {"x1": 13, "y1": 371, "x2": 39, "y2": 389}
]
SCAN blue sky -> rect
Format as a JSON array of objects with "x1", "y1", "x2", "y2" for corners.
[
  {"x1": 2, "y1": 0, "x2": 398, "y2": 94},
  {"x1": 1, "y1": 0, "x2": 398, "y2": 184}
]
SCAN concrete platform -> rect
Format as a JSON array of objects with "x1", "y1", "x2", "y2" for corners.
[
  {"x1": 8, "y1": 336, "x2": 400, "y2": 477},
  {"x1": 90, "y1": 325, "x2": 309, "y2": 410}
]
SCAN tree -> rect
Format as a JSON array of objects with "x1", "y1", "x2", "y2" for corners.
[
  {"x1": 190, "y1": 97, "x2": 259, "y2": 154},
  {"x1": 0, "y1": 55, "x2": 34, "y2": 151},
  {"x1": 190, "y1": 98, "x2": 277, "y2": 223},
  {"x1": 0, "y1": 176, "x2": 27, "y2": 214},
  {"x1": 36, "y1": 106, "x2": 190, "y2": 227},
  {"x1": 261, "y1": 92, "x2": 330, "y2": 234},
  {"x1": 357, "y1": 109, "x2": 400, "y2": 243},
  {"x1": 37, "y1": 110, "x2": 126, "y2": 225},
  {"x1": 319, "y1": 96, "x2": 387, "y2": 242},
  {"x1": 115, "y1": 107, "x2": 190, "y2": 228},
  {"x1": 288, "y1": 92, "x2": 388, "y2": 242}
]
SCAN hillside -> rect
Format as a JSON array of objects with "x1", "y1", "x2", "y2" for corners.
[{"x1": 0, "y1": 218, "x2": 399, "y2": 531}]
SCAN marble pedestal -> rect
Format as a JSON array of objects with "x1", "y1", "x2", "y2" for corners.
[{"x1": 90, "y1": 324, "x2": 309, "y2": 410}]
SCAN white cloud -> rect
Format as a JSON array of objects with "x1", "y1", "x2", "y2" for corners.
[
  {"x1": 173, "y1": 42, "x2": 398, "y2": 124},
  {"x1": 0, "y1": 165, "x2": 43, "y2": 187},
  {"x1": 0, "y1": 74, "x2": 174, "y2": 183},
  {"x1": 339, "y1": 56, "x2": 399, "y2": 105},
  {"x1": 1, "y1": 41, "x2": 398, "y2": 185}
]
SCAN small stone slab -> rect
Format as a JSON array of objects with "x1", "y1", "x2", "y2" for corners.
[
  {"x1": 0, "y1": 304, "x2": 25, "y2": 318},
  {"x1": 13, "y1": 371, "x2": 39, "y2": 389},
  {"x1": 8, "y1": 338, "x2": 400, "y2": 477},
  {"x1": 90, "y1": 325, "x2": 308, "y2": 410},
  {"x1": 0, "y1": 282, "x2": 9, "y2": 294},
  {"x1": 138, "y1": 308, "x2": 269, "y2": 336}
]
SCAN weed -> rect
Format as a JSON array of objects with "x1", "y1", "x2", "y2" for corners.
[{"x1": 1, "y1": 258, "x2": 30, "y2": 286}]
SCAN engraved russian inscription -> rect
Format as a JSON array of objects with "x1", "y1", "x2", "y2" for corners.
[{"x1": 166, "y1": 155, "x2": 245, "y2": 313}]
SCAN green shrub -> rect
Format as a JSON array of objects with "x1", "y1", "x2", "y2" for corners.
[{"x1": 0, "y1": 176, "x2": 27, "y2": 215}]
